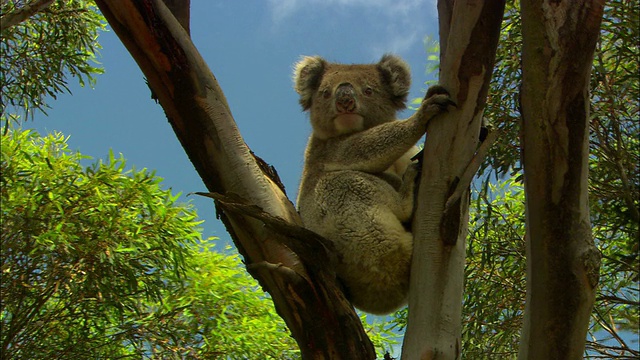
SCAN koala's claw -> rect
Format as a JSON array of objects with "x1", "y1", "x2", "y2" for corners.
[
  {"x1": 425, "y1": 84, "x2": 450, "y2": 98},
  {"x1": 422, "y1": 95, "x2": 456, "y2": 118},
  {"x1": 428, "y1": 95, "x2": 457, "y2": 111},
  {"x1": 424, "y1": 85, "x2": 456, "y2": 109},
  {"x1": 417, "y1": 85, "x2": 455, "y2": 123}
]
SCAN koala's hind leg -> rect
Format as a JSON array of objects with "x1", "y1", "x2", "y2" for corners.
[
  {"x1": 335, "y1": 203, "x2": 413, "y2": 315},
  {"x1": 338, "y1": 208, "x2": 413, "y2": 314},
  {"x1": 309, "y1": 172, "x2": 414, "y2": 314}
]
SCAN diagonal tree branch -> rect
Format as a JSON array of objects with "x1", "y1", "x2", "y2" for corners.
[
  {"x1": 93, "y1": 1, "x2": 375, "y2": 358},
  {"x1": 0, "y1": 0, "x2": 54, "y2": 30}
]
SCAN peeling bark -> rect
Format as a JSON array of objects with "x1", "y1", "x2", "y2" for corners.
[
  {"x1": 519, "y1": 1, "x2": 604, "y2": 358},
  {"x1": 93, "y1": 1, "x2": 375, "y2": 358},
  {"x1": 401, "y1": 1, "x2": 505, "y2": 359}
]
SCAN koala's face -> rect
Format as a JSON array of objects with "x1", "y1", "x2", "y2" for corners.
[{"x1": 294, "y1": 55, "x2": 411, "y2": 139}]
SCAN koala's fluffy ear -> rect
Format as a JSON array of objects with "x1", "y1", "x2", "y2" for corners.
[
  {"x1": 377, "y1": 54, "x2": 411, "y2": 109},
  {"x1": 293, "y1": 56, "x2": 327, "y2": 110}
]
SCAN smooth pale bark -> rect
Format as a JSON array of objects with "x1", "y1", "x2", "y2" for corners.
[
  {"x1": 94, "y1": 1, "x2": 375, "y2": 358},
  {"x1": 0, "y1": 0, "x2": 54, "y2": 29},
  {"x1": 401, "y1": 1, "x2": 505, "y2": 359},
  {"x1": 519, "y1": 1, "x2": 603, "y2": 358}
]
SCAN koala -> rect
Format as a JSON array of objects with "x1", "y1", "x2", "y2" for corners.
[{"x1": 293, "y1": 54, "x2": 452, "y2": 315}]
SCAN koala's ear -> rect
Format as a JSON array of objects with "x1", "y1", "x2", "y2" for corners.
[
  {"x1": 377, "y1": 54, "x2": 411, "y2": 109},
  {"x1": 293, "y1": 56, "x2": 327, "y2": 110}
]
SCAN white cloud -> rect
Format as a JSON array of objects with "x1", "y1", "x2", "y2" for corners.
[
  {"x1": 370, "y1": 29, "x2": 421, "y2": 57},
  {"x1": 269, "y1": 0, "x2": 429, "y2": 22},
  {"x1": 268, "y1": 0, "x2": 302, "y2": 23},
  {"x1": 267, "y1": 0, "x2": 437, "y2": 57}
]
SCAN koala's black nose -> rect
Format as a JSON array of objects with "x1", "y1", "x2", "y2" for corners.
[{"x1": 336, "y1": 83, "x2": 356, "y2": 113}]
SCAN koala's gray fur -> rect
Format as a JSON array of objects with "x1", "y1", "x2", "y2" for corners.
[{"x1": 293, "y1": 54, "x2": 452, "y2": 315}]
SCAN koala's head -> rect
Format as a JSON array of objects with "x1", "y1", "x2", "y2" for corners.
[{"x1": 293, "y1": 54, "x2": 411, "y2": 140}]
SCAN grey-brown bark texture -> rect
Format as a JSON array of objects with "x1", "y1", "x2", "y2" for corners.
[
  {"x1": 94, "y1": 1, "x2": 375, "y2": 358},
  {"x1": 91, "y1": 1, "x2": 605, "y2": 358},
  {"x1": 519, "y1": 1, "x2": 604, "y2": 358},
  {"x1": 401, "y1": 1, "x2": 505, "y2": 359}
]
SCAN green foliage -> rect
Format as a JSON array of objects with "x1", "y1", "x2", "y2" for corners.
[
  {"x1": 463, "y1": 180, "x2": 526, "y2": 358},
  {"x1": 464, "y1": 178, "x2": 638, "y2": 358},
  {"x1": 358, "y1": 313, "x2": 401, "y2": 359},
  {"x1": 479, "y1": 2, "x2": 522, "y2": 179},
  {"x1": 588, "y1": 5, "x2": 640, "y2": 351},
  {"x1": 406, "y1": 0, "x2": 638, "y2": 357},
  {"x1": 481, "y1": 0, "x2": 639, "y2": 245},
  {"x1": 1, "y1": 128, "x2": 300, "y2": 359},
  {"x1": 148, "y1": 242, "x2": 300, "y2": 359},
  {"x1": 0, "y1": 0, "x2": 106, "y2": 122},
  {"x1": 469, "y1": 0, "x2": 638, "y2": 357}
]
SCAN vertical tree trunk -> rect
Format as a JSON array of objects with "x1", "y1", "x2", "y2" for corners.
[
  {"x1": 401, "y1": 1, "x2": 504, "y2": 359},
  {"x1": 519, "y1": 1, "x2": 604, "y2": 358}
]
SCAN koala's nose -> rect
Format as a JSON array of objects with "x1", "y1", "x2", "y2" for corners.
[{"x1": 335, "y1": 83, "x2": 357, "y2": 113}]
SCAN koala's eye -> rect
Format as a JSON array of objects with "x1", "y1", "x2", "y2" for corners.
[
  {"x1": 321, "y1": 89, "x2": 331, "y2": 99},
  {"x1": 363, "y1": 87, "x2": 374, "y2": 96}
]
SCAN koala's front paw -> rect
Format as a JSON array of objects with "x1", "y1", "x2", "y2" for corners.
[
  {"x1": 425, "y1": 85, "x2": 451, "y2": 99},
  {"x1": 420, "y1": 85, "x2": 456, "y2": 123}
]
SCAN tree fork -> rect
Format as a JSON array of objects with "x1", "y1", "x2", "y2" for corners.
[{"x1": 94, "y1": 1, "x2": 375, "y2": 358}]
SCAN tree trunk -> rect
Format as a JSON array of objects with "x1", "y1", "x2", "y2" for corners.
[
  {"x1": 401, "y1": 1, "x2": 505, "y2": 359},
  {"x1": 93, "y1": 1, "x2": 375, "y2": 358},
  {"x1": 518, "y1": 1, "x2": 604, "y2": 358}
]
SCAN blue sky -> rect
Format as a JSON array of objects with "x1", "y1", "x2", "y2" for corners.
[
  {"x1": 22, "y1": 1, "x2": 640, "y2": 352},
  {"x1": 31, "y1": 0, "x2": 440, "y2": 245}
]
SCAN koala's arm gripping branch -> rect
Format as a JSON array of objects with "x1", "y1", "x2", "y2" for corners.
[{"x1": 325, "y1": 116, "x2": 427, "y2": 173}]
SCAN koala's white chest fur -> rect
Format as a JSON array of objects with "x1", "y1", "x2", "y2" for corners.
[
  {"x1": 293, "y1": 54, "x2": 451, "y2": 314},
  {"x1": 333, "y1": 114, "x2": 364, "y2": 134}
]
